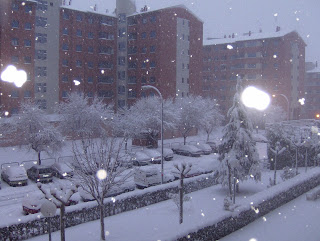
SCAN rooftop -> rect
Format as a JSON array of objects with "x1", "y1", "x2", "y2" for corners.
[
  {"x1": 307, "y1": 66, "x2": 320, "y2": 73},
  {"x1": 203, "y1": 29, "x2": 297, "y2": 46}
]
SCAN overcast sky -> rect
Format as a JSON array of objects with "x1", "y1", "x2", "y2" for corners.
[{"x1": 74, "y1": 0, "x2": 320, "y2": 62}]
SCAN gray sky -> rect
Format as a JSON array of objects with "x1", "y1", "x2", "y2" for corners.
[{"x1": 74, "y1": 0, "x2": 320, "y2": 62}]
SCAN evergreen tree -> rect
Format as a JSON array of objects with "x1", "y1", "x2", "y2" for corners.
[{"x1": 218, "y1": 77, "x2": 261, "y2": 203}]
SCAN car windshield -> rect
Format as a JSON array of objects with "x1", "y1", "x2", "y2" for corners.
[{"x1": 39, "y1": 168, "x2": 51, "y2": 174}]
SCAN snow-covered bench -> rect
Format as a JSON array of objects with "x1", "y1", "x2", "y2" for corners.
[{"x1": 306, "y1": 186, "x2": 320, "y2": 201}]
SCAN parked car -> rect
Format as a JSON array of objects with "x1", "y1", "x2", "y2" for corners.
[
  {"x1": 130, "y1": 151, "x2": 150, "y2": 166},
  {"x1": 27, "y1": 165, "x2": 53, "y2": 183},
  {"x1": 142, "y1": 149, "x2": 161, "y2": 164},
  {"x1": 206, "y1": 141, "x2": 219, "y2": 153},
  {"x1": 1, "y1": 166, "x2": 28, "y2": 186},
  {"x1": 172, "y1": 145, "x2": 202, "y2": 157},
  {"x1": 157, "y1": 147, "x2": 174, "y2": 161},
  {"x1": 119, "y1": 153, "x2": 133, "y2": 168},
  {"x1": 134, "y1": 166, "x2": 161, "y2": 189},
  {"x1": 193, "y1": 143, "x2": 212, "y2": 155},
  {"x1": 51, "y1": 162, "x2": 74, "y2": 179}
]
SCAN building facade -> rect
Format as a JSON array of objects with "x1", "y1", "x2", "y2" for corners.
[
  {"x1": 304, "y1": 62, "x2": 320, "y2": 119},
  {"x1": 202, "y1": 29, "x2": 306, "y2": 120},
  {"x1": 0, "y1": 0, "x2": 203, "y2": 114}
]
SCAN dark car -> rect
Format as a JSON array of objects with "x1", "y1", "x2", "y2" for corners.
[
  {"x1": 172, "y1": 145, "x2": 202, "y2": 157},
  {"x1": 51, "y1": 162, "x2": 74, "y2": 179},
  {"x1": 27, "y1": 165, "x2": 53, "y2": 183}
]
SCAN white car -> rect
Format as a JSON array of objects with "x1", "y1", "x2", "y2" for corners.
[
  {"x1": 193, "y1": 143, "x2": 212, "y2": 155},
  {"x1": 157, "y1": 147, "x2": 174, "y2": 161},
  {"x1": 142, "y1": 149, "x2": 161, "y2": 164},
  {"x1": 51, "y1": 162, "x2": 74, "y2": 179},
  {"x1": 172, "y1": 145, "x2": 202, "y2": 157},
  {"x1": 1, "y1": 165, "x2": 28, "y2": 186},
  {"x1": 131, "y1": 151, "x2": 151, "y2": 166}
]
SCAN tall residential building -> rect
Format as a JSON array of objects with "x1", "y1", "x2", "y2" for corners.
[
  {"x1": 304, "y1": 62, "x2": 320, "y2": 119},
  {"x1": 202, "y1": 28, "x2": 306, "y2": 120},
  {"x1": 0, "y1": 0, "x2": 203, "y2": 114}
]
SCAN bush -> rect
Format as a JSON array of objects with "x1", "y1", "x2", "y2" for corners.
[{"x1": 281, "y1": 167, "x2": 297, "y2": 181}]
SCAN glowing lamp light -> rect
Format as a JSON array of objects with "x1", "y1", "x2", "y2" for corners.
[
  {"x1": 241, "y1": 86, "x2": 271, "y2": 111},
  {"x1": 96, "y1": 169, "x2": 107, "y2": 180},
  {"x1": 316, "y1": 114, "x2": 320, "y2": 119},
  {"x1": 1, "y1": 65, "x2": 27, "y2": 88},
  {"x1": 73, "y1": 80, "x2": 81, "y2": 86}
]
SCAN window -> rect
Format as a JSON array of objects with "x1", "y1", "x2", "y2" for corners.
[
  {"x1": 128, "y1": 90, "x2": 137, "y2": 98},
  {"x1": 62, "y1": 59, "x2": 68, "y2": 67},
  {"x1": 99, "y1": 46, "x2": 113, "y2": 55},
  {"x1": 118, "y1": 28, "x2": 126, "y2": 37},
  {"x1": 247, "y1": 74, "x2": 257, "y2": 80},
  {"x1": 37, "y1": 0, "x2": 48, "y2": 11},
  {"x1": 76, "y1": 14, "x2": 83, "y2": 22},
  {"x1": 150, "y1": 16, "x2": 156, "y2": 23},
  {"x1": 98, "y1": 62, "x2": 113, "y2": 69},
  {"x1": 118, "y1": 42, "x2": 126, "y2": 52},
  {"x1": 88, "y1": 32, "x2": 94, "y2": 39},
  {"x1": 141, "y1": 77, "x2": 147, "y2": 83},
  {"x1": 182, "y1": 63, "x2": 185, "y2": 69},
  {"x1": 63, "y1": 11, "x2": 70, "y2": 20},
  {"x1": 36, "y1": 83, "x2": 47, "y2": 93},
  {"x1": 76, "y1": 45, "x2": 82, "y2": 52},
  {"x1": 24, "y1": 39, "x2": 31, "y2": 47},
  {"x1": 141, "y1": 47, "x2": 147, "y2": 54},
  {"x1": 118, "y1": 57, "x2": 126, "y2": 66},
  {"x1": 100, "y1": 16, "x2": 114, "y2": 26},
  {"x1": 12, "y1": 3, "x2": 19, "y2": 11},
  {"x1": 128, "y1": 62, "x2": 137, "y2": 69},
  {"x1": 76, "y1": 29, "x2": 82, "y2": 37},
  {"x1": 87, "y1": 61, "x2": 94, "y2": 69},
  {"x1": 118, "y1": 71, "x2": 125, "y2": 80},
  {"x1": 62, "y1": 75, "x2": 68, "y2": 82},
  {"x1": 141, "y1": 62, "x2": 146, "y2": 69},
  {"x1": 11, "y1": 38, "x2": 19, "y2": 46},
  {"x1": 88, "y1": 16, "x2": 94, "y2": 24},
  {"x1": 99, "y1": 90, "x2": 114, "y2": 98},
  {"x1": 62, "y1": 91, "x2": 69, "y2": 98},
  {"x1": 98, "y1": 76, "x2": 114, "y2": 83},
  {"x1": 142, "y1": 18, "x2": 147, "y2": 24},
  {"x1": 24, "y1": 22, "x2": 32, "y2": 30},
  {"x1": 87, "y1": 77, "x2": 93, "y2": 83},
  {"x1": 25, "y1": 5, "x2": 32, "y2": 13},
  {"x1": 128, "y1": 33, "x2": 137, "y2": 40},
  {"x1": 11, "y1": 91, "x2": 19, "y2": 98},
  {"x1": 128, "y1": 46, "x2": 137, "y2": 54},
  {"x1": 128, "y1": 76, "x2": 137, "y2": 84},
  {"x1": 118, "y1": 86, "x2": 126, "y2": 95},
  {"x1": 36, "y1": 67, "x2": 47, "y2": 77},
  {"x1": 128, "y1": 17, "x2": 137, "y2": 25},
  {"x1": 150, "y1": 45, "x2": 156, "y2": 53},
  {"x1": 24, "y1": 56, "x2": 31, "y2": 64},
  {"x1": 24, "y1": 91, "x2": 31, "y2": 98},
  {"x1": 247, "y1": 63, "x2": 256, "y2": 69},
  {"x1": 182, "y1": 78, "x2": 184, "y2": 83},
  {"x1": 76, "y1": 60, "x2": 82, "y2": 67},
  {"x1": 150, "y1": 61, "x2": 156, "y2": 68},
  {"x1": 99, "y1": 32, "x2": 114, "y2": 40},
  {"x1": 274, "y1": 63, "x2": 279, "y2": 68},
  {"x1": 150, "y1": 31, "x2": 156, "y2": 38},
  {"x1": 36, "y1": 50, "x2": 47, "y2": 60},
  {"x1": 62, "y1": 43, "x2": 69, "y2": 51},
  {"x1": 247, "y1": 52, "x2": 257, "y2": 58},
  {"x1": 35, "y1": 17, "x2": 47, "y2": 27},
  {"x1": 11, "y1": 56, "x2": 19, "y2": 63},
  {"x1": 88, "y1": 46, "x2": 94, "y2": 53},
  {"x1": 118, "y1": 14, "x2": 126, "y2": 23},
  {"x1": 62, "y1": 27, "x2": 69, "y2": 35},
  {"x1": 150, "y1": 77, "x2": 156, "y2": 83},
  {"x1": 12, "y1": 20, "x2": 19, "y2": 28},
  {"x1": 246, "y1": 41, "x2": 257, "y2": 47},
  {"x1": 35, "y1": 33, "x2": 47, "y2": 43},
  {"x1": 141, "y1": 32, "x2": 147, "y2": 39}
]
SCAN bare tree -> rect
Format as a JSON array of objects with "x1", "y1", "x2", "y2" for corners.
[
  {"x1": 71, "y1": 137, "x2": 131, "y2": 241},
  {"x1": 172, "y1": 162, "x2": 192, "y2": 224},
  {"x1": 9, "y1": 101, "x2": 62, "y2": 165},
  {"x1": 38, "y1": 182, "x2": 78, "y2": 241}
]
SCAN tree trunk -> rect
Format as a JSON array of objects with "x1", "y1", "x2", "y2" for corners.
[
  {"x1": 227, "y1": 164, "x2": 232, "y2": 199},
  {"x1": 60, "y1": 204, "x2": 65, "y2": 241},
  {"x1": 206, "y1": 133, "x2": 210, "y2": 142},
  {"x1": 295, "y1": 148, "x2": 298, "y2": 175},
  {"x1": 274, "y1": 153, "x2": 277, "y2": 186},
  {"x1": 232, "y1": 169, "x2": 236, "y2": 204},
  {"x1": 305, "y1": 148, "x2": 308, "y2": 173},
  {"x1": 183, "y1": 136, "x2": 187, "y2": 145},
  {"x1": 38, "y1": 151, "x2": 41, "y2": 165},
  {"x1": 236, "y1": 182, "x2": 240, "y2": 193},
  {"x1": 179, "y1": 174, "x2": 183, "y2": 224},
  {"x1": 100, "y1": 204, "x2": 106, "y2": 240},
  {"x1": 124, "y1": 138, "x2": 128, "y2": 152}
]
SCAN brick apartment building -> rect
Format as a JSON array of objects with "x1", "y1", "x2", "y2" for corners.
[
  {"x1": 202, "y1": 28, "x2": 306, "y2": 120},
  {"x1": 0, "y1": 0, "x2": 203, "y2": 114},
  {"x1": 304, "y1": 62, "x2": 320, "y2": 119}
]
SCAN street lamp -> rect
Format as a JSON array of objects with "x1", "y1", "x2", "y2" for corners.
[
  {"x1": 272, "y1": 94, "x2": 289, "y2": 121},
  {"x1": 141, "y1": 85, "x2": 164, "y2": 184}
]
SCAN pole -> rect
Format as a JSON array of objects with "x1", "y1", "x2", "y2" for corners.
[
  {"x1": 305, "y1": 147, "x2": 308, "y2": 173},
  {"x1": 274, "y1": 151, "x2": 277, "y2": 186},
  {"x1": 48, "y1": 218, "x2": 52, "y2": 241}
]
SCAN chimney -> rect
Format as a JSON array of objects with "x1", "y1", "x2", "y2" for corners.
[
  {"x1": 276, "y1": 26, "x2": 280, "y2": 32},
  {"x1": 316, "y1": 61, "x2": 318, "y2": 68},
  {"x1": 224, "y1": 35, "x2": 227, "y2": 38},
  {"x1": 69, "y1": 0, "x2": 72, "y2": 5},
  {"x1": 94, "y1": 4, "x2": 97, "y2": 11},
  {"x1": 232, "y1": 33, "x2": 235, "y2": 38},
  {"x1": 259, "y1": 28, "x2": 262, "y2": 33},
  {"x1": 228, "y1": 35, "x2": 231, "y2": 38},
  {"x1": 249, "y1": 31, "x2": 251, "y2": 36}
]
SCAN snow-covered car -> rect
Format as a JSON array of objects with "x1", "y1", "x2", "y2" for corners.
[
  {"x1": 1, "y1": 165, "x2": 28, "y2": 186},
  {"x1": 142, "y1": 149, "x2": 161, "y2": 164},
  {"x1": 27, "y1": 165, "x2": 53, "y2": 183},
  {"x1": 172, "y1": 145, "x2": 202, "y2": 157},
  {"x1": 206, "y1": 141, "x2": 219, "y2": 153},
  {"x1": 130, "y1": 151, "x2": 150, "y2": 166},
  {"x1": 157, "y1": 147, "x2": 174, "y2": 161},
  {"x1": 51, "y1": 162, "x2": 74, "y2": 179},
  {"x1": 193, "y1": 143, "x2": 212, "y2": 155},
  {"x1": 22, "y1": 193, "x2": 45, "y2": 215},
  {"x1": 118, "y1": 153, "x2": 133, "y2": 168}
]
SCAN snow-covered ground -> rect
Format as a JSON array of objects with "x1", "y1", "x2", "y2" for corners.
[{"x1": 25, "y1": 169, "x2": 320, "y2": 241}]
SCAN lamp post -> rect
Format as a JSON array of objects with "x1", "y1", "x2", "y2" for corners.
[
  {"x1": 272, "y1": 94, "x2": 289, "y2": 121},
  {"x1": 141, "y1": 85, "x2": 164, "y2": 184}
]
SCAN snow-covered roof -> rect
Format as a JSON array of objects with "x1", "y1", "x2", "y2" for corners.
[
  {"x1": 203, "y1": 29, "x2": 298, "y2": 46},
  {"x1": 128, "y1": 4, "x2": 203, "y2": 23},
  {"x1": 307, "y1": 66, "x2": 320, "y2": 73},
  {"x1": 61, "y1": 4, "x2": 116, "y2": 18}
]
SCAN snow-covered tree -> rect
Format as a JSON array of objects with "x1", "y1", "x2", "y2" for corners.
[
  {"x1": 71, "y1": 137, "x2": 131, "y2": 241},
  {"x1": 38, "y1": 182, "x2": 78, "y2": 241},
  {"x1": 264, "y1": 104, "x2": 287, "y2": 124},
  {"x1": 57, "y1": 92, "x2": 113, "y2": 149},
  {"x1": 9, "y1": 101, "x2": 62, "y2": 165},
  {"x1": 174, "y1": 96, "x2": 206, "y2": 145},
  {"x1": 218, "y1": 78, "x2": 261, "y2": 203},
  {"x1": 124, "y1": 96, "x2": 177, "y2": 148},
  {"x1": 199, "y1": 98, "x2": 224, "y2": 141}
]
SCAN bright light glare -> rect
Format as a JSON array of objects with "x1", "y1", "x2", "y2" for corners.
[
  {"x1": 241, "y1": 86, "x2": 270, "y2": 111},
  {"x1": 73, "y1": 80, "x2": 81, "y2": 86},
  {"x1": 96, "y1": 169, "x2": 107, "y2": 180},
  {"x1": 1, "y1": 65, "x2": 27, "y2": 88},
  {"x1": 298, "y1": 98, "x2": 305, "y2": 105}
]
